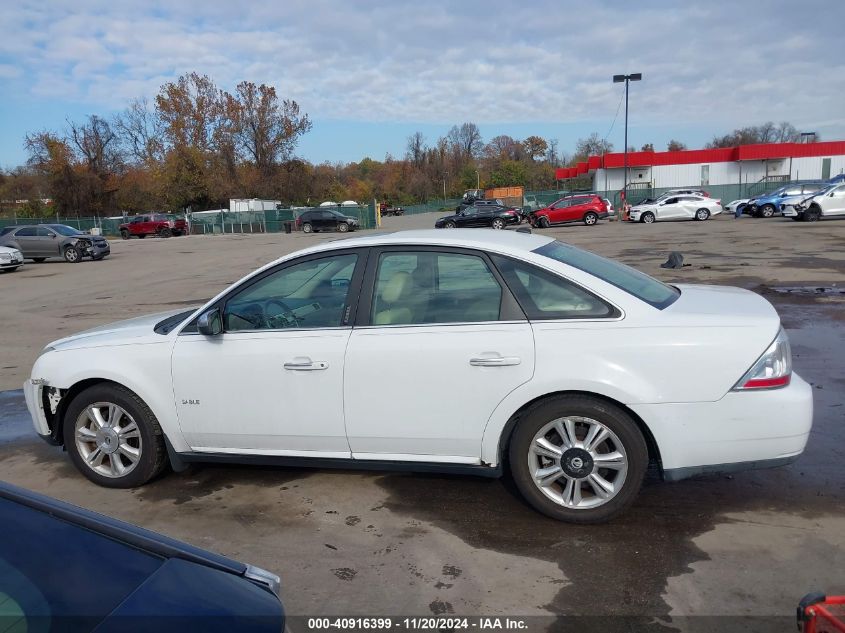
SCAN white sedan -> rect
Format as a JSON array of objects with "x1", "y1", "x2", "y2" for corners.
[
  {"x1": 630, "y1": 195, "x2": 723, "y2": 223},
  {"x1": 0, "y1": 245, "x2": 24, "y2": 272},
  {"x1": 24, "y1": 230, "x2": 812, "y2": 523}
]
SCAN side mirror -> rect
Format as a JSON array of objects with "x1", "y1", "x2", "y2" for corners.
[
  {"x1": 50, "y1": 233, "x2": 57, "y2": 238},
  {"x1": 197, "y1": 308, "x2": 222, "y2": 336}
]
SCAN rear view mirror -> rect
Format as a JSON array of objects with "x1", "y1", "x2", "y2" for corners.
[{"x1": 197, "y1": 308, "x2": 222, "y2": 336}]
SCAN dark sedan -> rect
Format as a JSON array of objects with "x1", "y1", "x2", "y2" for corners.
[
  {"x1": 435, "y1": 205, "x2": 521, "y2": 230},
  {"x1": 0, "y1": 481, "x2": 284, "y2": 631},
  {"x1": 0, "y1": 224, "x2": 110, "y2": 263}
]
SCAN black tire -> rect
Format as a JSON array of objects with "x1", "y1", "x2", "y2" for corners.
[
  {"x1": 760, "y1": 204, "x2": 776, "y2": 218},
  {"x1": 337, "y1": 222, "x2": 349, "y2": 233},
  {"x1": 694, "y1": 208, "x2": 710, "y2": 221},
  {"x1": 158, "y1": 227, "x2": 172, "y2": 238},
  {"x1": 583, "y1": 211, "x2": 598, "y2": 226},
  {"x1": 538, "y1": 216, "x2": 550, "y2": 229},
  {"x1": 120, "y1": 230, "x2": 130, "y2": 240},
  {"x1": 491, "y1": 218, "x2": 506, "y2": 230},
  {"x1": 63, "y1": 383, "x2": 168, "y2": 488},
  {"x1": 641, "y1": 212, "x2": 655, "y2": 224},
  {"x1": 63, "y1": 245, "x2": 81, "y2": 263},
  {"x1": 804, "y1": 206, "x2": 821, "y2": 222},
  {"x1": 302, "y1": 223, "x2": 313, "y2": 233},
  {"x1": 33, "y1": 258, "x2": 47, "y2": 263},
  {"x1": 444, "y1": 221, "x2": 456, "y2": 229},
  {"x1": 508, "y1": 395, "x2": 648, "y2": 523}
]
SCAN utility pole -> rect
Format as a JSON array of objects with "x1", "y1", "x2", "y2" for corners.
[{"x1": 613, "y1": 73, "x2": 642, "y2": 204}]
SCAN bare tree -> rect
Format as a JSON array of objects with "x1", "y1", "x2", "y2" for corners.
[
  {"x1": 667, "y1": 139, "x2": 687, "y2": 151},
  {"x1": 114, "y1": 98, "x2": 163, "y2": 165},
  {"x1": 447, "y1": 122, "x2": 483, "y2": 160},
  {"x1": 405, "y1": 132, "x2": 426, "y2": 168}
]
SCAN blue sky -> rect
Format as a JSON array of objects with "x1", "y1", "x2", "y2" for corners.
[{"x1": 2, "y1": 0, "x2": 844, "y2": 169}]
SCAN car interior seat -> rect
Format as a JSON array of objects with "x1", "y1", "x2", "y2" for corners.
[{"x1": 374, "y1": 271, "x2": 414, "y2": 325}]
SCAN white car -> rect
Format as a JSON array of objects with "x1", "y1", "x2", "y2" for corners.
[
  {"x1": 0, "y1": 245, "x2": 24, "y2": 272},
  {"x1": 724, "y1": 199, "x2": 750, "y2": 214},
  {"x1": 629, "y1": 195, "x2": 723, "y2": 223},
  {"x1": 781, "y1": 183, "x2": 845, "y2": 221},
  {"x1": 24, "y1": 230, "x2": 812, "y2": 523}
]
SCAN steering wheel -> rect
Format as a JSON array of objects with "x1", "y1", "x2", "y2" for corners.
[{"x1": 264, "y1": 298, "x2": 296, "y2": 328}]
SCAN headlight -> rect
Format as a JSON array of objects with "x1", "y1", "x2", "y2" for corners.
[{"x1": 733, "y1": 328, "x2": 791, "y2": 390}]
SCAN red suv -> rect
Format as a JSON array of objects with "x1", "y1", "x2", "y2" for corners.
[
  {"x1": 119, "y1": 214, "x2": 189, "y2": 239},
  {"x1": 531, "y1": 194, "x2": 609, "y2": 228}
]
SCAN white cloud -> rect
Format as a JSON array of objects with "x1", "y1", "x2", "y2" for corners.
[{"x1": 1, "y1": 0, "x2": 844, "y2": 139}]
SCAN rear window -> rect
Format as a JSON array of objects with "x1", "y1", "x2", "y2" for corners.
[{"x1": 533, "y1": 241, "x2": 680, "y2": 309}]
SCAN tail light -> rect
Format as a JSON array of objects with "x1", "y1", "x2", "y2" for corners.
[
  {"x1": 714, "y1": 199, "x2": 721, "y2": 206},
  {"x1": 732, "y1": 328, "x2": 792, "y2": 390}
]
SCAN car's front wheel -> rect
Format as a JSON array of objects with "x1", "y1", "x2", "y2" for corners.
[
  {"x1": 63, "y1": 245, "x2": 81, "y2": 263},
  {"x1": 158, "y1": 227, "x2": 172, "y2": 238},
  {"x1": 641, "y1": 212, "x2": 655, "y2": 224},
  {"x1": 63, "y1": 383, "x2": 168, "y2": 488},
  {"x1": 508, "y1": 395, "x2": 648, "y2": 523},
  {"x1": 337, "y1": 222, "x2": 349, "y2": 232},
  {"x1": 444, "y1": 221, "x2": 456, "y2": 229},
  {"x1": 538, "y1": 216, "x2": 550, "y2": 228},
  {"x1": 759, "y1": 204, "x2": 776, "y2": 218},
  {"x1": 120, "y1": 230, "x2": 130, "y2": 240},
  {"x1": 804, "y1": 206, "x2": 822, "y2": 222}
]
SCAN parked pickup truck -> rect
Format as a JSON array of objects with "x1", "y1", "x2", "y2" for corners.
[
  {"x1": 120, "y1": 213, "x2": 189, "y2": 239},
  {"x1": 379, "y1": 203, "x2": 405, "y2": 217}
]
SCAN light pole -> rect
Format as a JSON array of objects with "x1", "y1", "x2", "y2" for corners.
[
  {"x1": 443, "y1": 174, "x2": 448, "y2": 205},
  {"x1": 612, "y1": 73, "x2": 642, "y2": 204},
  {"x1": 475, "y1": 170, "x2": 480, "y2": 190}
]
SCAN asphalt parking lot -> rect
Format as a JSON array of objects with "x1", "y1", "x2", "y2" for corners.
[{"x1": 1, "y1": 213, "x2": 843, "y2": 627}]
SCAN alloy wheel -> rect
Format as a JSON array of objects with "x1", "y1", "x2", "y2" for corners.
[
  {"x1": 527, "y1": 416, "x2": 628, "y2": 510},
  {"x1": 74, "y1": 402, "x2": 142, "y2": 478}
]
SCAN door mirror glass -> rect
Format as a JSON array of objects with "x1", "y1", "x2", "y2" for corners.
[{"x1": 197, "y1": 308, "x2": 223, "y2": 336}]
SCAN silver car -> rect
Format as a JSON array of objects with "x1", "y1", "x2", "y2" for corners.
[
  {"x1": 0, "y1": 224, "x2": 110, "y2": 263},
  {"x1": 0, "y1": 245, "x2": 24, "y2": 272}
]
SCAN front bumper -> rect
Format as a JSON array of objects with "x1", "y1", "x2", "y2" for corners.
[
  {"x1": 23, "y1": 379, "x2": 56, "y2": 441},
  {"x1": 781, "y1": 205, "x2": 801, "y2": 217},
  {"x1": 630, "y1": 372, "x2": 813, "y2": 478}
]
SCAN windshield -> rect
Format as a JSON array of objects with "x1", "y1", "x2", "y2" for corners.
[
  {"x1": 533, "y1": 240, "x2": 680, "y2": 309},
  {"x1": 51, "y1": 225, "x2": 83, "y2": 236}
]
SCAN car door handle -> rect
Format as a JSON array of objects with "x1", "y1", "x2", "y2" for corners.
[
  {"x1": 469, "y1": 356, "x2": 521, "y2": 367},
  {"x1": 283, "y1": 360, "x2": 329, "y2": 371}
]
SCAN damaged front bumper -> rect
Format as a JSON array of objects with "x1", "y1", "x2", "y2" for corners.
[{"x1": 23, "y1": 379, "x2": 64, "y2": 445}]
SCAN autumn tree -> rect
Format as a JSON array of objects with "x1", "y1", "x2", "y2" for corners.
[
  {"x1": 667, "y1": 139, "x2": 687, "y2": 151},
  {"x1": 523, "y1": 136, "x2": 548, "y2": 161},
  {"x1": 640, "y1": 143, "x2": 654, "y2": 152}
]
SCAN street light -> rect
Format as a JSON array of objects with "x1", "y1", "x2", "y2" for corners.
[
  {"x1": 475, "y1": 170, "x2": 480, "y2": 189},
  {"x1": 443, "y1": 174, "x2": 448, "y2": 205},
  {"x1": 612, "y1": 72, "x2": 642, "y2": 204}
]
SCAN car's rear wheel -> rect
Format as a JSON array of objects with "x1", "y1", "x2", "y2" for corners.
[
  {"x1": 120, "y1": 230, "x2": 130, "y2": 240},
  {"x1": 63, "y1": 245, "x2": 81, "y2": 263},
  {"x1": 695, "y1": 208, "x2": 710, "y2": 221},
  {"x1": 760, "y1": 204, "x2": 776, "y2": 218},
  {"x1": 583, "y1": 212, "x2": 598, "y2": 226},
  {"x1": 63, "y1": 384, "x2": 167, "y2": 488},
  {"x1": 508, "y1": 395, "x2": 648, "y2": 523},
  {"x1": 444, "y1": 221, "x2": 456, "y2": 229},
  {"x1": 805, "y1": 206, "x2": 821, "y2": 222},
  {"x1": 641, "y1": 212, "x2": 655, "y2": 224},
  {"x1": 302, "y1": 223, "x2": 313, "y2": 233},
  {"x1": 337, "y1": 222, "x2": 349, "y2": 232},
  {"x1": 491, "y1": 218, "x2": 505, "y2": 230}
]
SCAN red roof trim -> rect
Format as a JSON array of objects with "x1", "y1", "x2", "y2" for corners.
[{"x1": 597, "y1": 140, "x2": 845, "y2": 169}]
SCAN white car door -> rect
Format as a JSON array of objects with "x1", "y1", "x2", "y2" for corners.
[
  {"x1": 170, "y1": 250, "x2": 365, "y2": 455},
  {"x1": 657, "y1": 197, "x2": 682, "y2": 220},
  {"x1": 343, "y1": 247, "x2": 535, "y2": 462},
  {"x1": 822, "y1": 185, "x2": 845, "y2": 216}
]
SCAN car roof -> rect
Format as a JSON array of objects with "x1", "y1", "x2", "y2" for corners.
[{"x1": 296, "y1": 229, "x2": 555, "y2": 257}]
